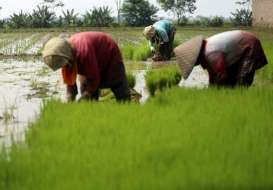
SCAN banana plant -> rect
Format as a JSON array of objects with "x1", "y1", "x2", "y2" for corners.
[
  {"x1": 30, "y1": 5, "x2": 56, "y2": 28},
  {"x1": 9, "y1": 10, "x2": 31, "y2": 28},
  {"x1": 83, "y1": 6, "x2": 114, "y2": 27},
  {"x1": 61, "y1": 9, "x2": 79, "y2": 27}
]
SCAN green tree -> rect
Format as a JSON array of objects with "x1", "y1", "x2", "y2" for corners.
[
  {"x1": 83, "y1": 6, "x2": 114, "y2": 27},
  {"x1": 231, "y1": 0, "x2": 252, "y2": 26},
  {"x1": 9, "y1": 10, "x2": 31, "y2": 28},
  {"x1": 83, "y1": 11, "x2": 92, "y2": 26},
  {"x1": 157, "y1": 0, "x2": 196, "y2": 25},
  {"x1": 60, "y1": 9, "x2": 79, "y2": 27},
  {"x1": 121, "y1": 0, "x2": 158, "y2": 26},
  {"x1": 30, "y1": 5, "x2": 56, "y2": 28}
]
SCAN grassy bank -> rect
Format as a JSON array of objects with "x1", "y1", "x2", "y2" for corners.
[{"x1": 1, "y1": 87, "x2": 273, "y2": 189}]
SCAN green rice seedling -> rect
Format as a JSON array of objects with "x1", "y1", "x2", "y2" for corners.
[
  {"x1": 30, "y1": 78, "x2": 39, "y2": 90},
  {"x1": 145, "y1": 65, "x2": 181, "y2": 96},
  {"x1": 1, "y1": 104, "x2": 16, "y2": 124},
  {"x1": 121, "y1": 43, "x2": 134, "y2": 60},
  {"x1": 1, "y1": 87, "x2": 273, "y2": 189},
  {"x1": 132, "y1": 41, "x2": 151, "y2": 61},
  {"x1": 121, "y1": 41, "x2": 151, "y2": 61}
]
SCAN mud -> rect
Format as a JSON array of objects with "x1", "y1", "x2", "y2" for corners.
[{"x1": 0, "y1": 58, "x2": 66, "y2": 149}]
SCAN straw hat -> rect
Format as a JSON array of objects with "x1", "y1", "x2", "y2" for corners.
[
  {"x1": 42, "y1": 37, "x2": 74, "y2": 71},
  {"x1": 174, "y1": 36, "x2": 205, "y2": 79},
  {"x1": 143, "y1": 25, "x2": 156, "y2": 39}
]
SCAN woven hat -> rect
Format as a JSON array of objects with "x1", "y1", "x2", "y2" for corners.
[
  {"x1": 174, "y1": 36, "x2": 205, "y2": 79},
  {"x1": 42, "y1": 37, "x2": 74, "y2": 71},
  {"x1": 143, "y1": 25, "x2": 156, "y2": 39}
]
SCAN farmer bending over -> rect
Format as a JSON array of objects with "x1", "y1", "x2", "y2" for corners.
[
  {"x1": 42, "y1": 32, "x2": 131, "y2": 102},
  {"x1": 143, "y1": 19, "x2": 176, "y2": 61},
  {"x1": 174, "y1": 30, "x2": 268, "y2": 87}
]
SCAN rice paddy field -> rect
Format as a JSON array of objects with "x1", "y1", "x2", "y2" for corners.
[{"x1": 0, "y1": 27, "x2": 273, "y2": 189}]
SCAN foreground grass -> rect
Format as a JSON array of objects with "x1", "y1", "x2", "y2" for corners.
[{"x1": 1, "y1": 87, "x2": 273, "y2": 189}]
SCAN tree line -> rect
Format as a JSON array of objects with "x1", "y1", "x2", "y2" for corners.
[{"x1": 0, "y1": 0, "x2": 252, "y2": 29}]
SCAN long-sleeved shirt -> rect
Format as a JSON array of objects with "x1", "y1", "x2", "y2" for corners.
[
  {"x1": 200, "y1": 30, "x2": 268, "y2": 84},
  {"x1": 149, "y1": 20, "x2": 174, "y2": 51},
  {"x1": 61, "y1": 32, "x2": 124, "y2": 92}
]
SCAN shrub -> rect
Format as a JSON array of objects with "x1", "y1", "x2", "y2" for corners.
[
  {"x1": 192, "y1": 16, "x2": 224, "y2": 27},
  {"x1": 209, "y1": 16, "x2": 224, "y2": 27}
]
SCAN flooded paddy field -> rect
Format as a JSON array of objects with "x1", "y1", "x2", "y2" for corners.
[
  {"x1": 0, "y1": 58, "x2": 208, "y2": 149},
  {"x1": 1, "y1": 27, "x2": 273, "y2": 149},
  {"x1": 1, "y1": 28, "x2": 273, "y2": 190},
  {"x1": 0, "y1": 58, "x2": 65, "y2": 148}
]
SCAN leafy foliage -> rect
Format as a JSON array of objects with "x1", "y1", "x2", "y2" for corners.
[
  {"x1": 59, "y1": 9, "x2": 79, "y2": 27},
  {"x1": 121, "y1": 0, "x2": 158, "y2": 26},
  {"x1": 157, "y1": 0, "x2": 196, "y2": 25},
  {"x1": 9, "y1": 11, "x2": 31, "y2": 28},
  {"x1": 30, "y1": 5, "x2": 56, "y2": 28},
  {"x1": 231, "y1": 0, "x2": 252, "y2": 26},
  {"x1": 193, "y1": 16, "x2": 224, "y2": 27},
  {"x1": 83, "y1": 6, "x2": 114, "y2": 27},
  {"x1": 231, "y1": 9, "x2": 252, "y2": 26}
]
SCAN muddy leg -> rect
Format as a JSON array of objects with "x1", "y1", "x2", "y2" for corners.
[
  {"x1": 79, "y1": 75, "x2": 100, "y2": 101},
  {"x1": 110, "y1": 72, "x2": 131, "y2": 102}
]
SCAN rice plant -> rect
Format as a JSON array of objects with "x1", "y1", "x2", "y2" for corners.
[
  {"x1": 145, "y1": 65, "x2": 181, "y2": 96},
  {"x1": 121, "y1": 40, "x2": 151, "y2": 61},
  {"x1": 1, "y1": 87, "x2": 273, "y2": 189}
]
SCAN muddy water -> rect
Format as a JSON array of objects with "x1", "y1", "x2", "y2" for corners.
[
  {"x1": 0, "y1": 59, "x2": 208, "y2": 149},
  {"x1": 0, "y1": 59, "x2": 66, "y2": 149}
]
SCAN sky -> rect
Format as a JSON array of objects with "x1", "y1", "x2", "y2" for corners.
[{"x1": 0, "y1": 0, "x2": 239, "y2": 19}]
